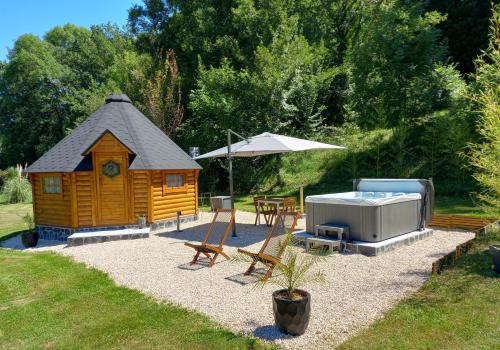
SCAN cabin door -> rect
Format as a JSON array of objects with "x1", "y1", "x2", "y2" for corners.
[{"x1": 95, "y1": 153, "x2": 128, "y2": 226}]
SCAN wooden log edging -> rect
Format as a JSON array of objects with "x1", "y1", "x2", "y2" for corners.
[
  {"x1": 432, "y1": 240, "x2": 473, "y2": 274},
  {"x1": 431, "y1": 217, "x2": 499, "y2": 275}
]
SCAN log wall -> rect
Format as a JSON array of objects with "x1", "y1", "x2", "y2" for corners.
[
  {"x1": 151, "y1": 170, "x2": 199, "y2": 221},
  {"x1": 75, "y1": 172, "x2": 95, "y2": 227},
  {"x1": 32, "y1": 173, "x2": 72, "y2": 227},
  {"x1": 130, "y1": 171, "x2": 149, "y2": 222}
]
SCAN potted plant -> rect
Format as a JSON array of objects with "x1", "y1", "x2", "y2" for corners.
[
  {"x1": 21, "y1": 213, "x2": 38, "y2": 248},
  {"x1": 236, "y1": 233, "x2": 326, "y2": 336},
  {"x1": 136, "y1": 213, "x2": 147, "y2": 228}
]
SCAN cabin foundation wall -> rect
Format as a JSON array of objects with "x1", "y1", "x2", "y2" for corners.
[
  {"x1": 150, "y1": 214, "x2": 198, "y2": 233},
  {"x1": 35, "y1": 214, "x2": 199, "y2": 241},
  {"x1": 36, "y1": 223, "x2": 144, "y2": 241},
  {"x1": 35, "y1": 225, "x2": 76, "y2": 241}
]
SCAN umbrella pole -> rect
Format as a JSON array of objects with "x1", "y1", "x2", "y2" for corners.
[{"x1": 228, "y1": 130, "x2": 237, "y2": 237}]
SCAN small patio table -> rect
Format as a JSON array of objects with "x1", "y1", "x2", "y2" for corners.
[{"x1": 256, "y1": 198, "x2": 285, "y2": 226}]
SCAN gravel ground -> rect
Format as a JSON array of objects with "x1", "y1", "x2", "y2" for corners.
[{"x1": 1, "y1": 211, "x2": 474, "y2": 349}]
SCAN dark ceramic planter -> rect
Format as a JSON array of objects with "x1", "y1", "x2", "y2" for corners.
[
  {"x1": 21, "y1": 231, "x2": 38, "y2": 248},
  {"x1": 490, "y1": 245, "x2": 500, "y2": 273},
  {"x1": 272, "y1": 289, "x2": 311, "y2": 336}
]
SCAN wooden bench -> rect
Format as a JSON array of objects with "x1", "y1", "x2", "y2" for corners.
[{"x1": 430, "y1": 214, "x2": 497, "y2": 232}]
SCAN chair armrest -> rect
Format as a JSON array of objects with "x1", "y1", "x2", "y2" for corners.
[
  {"x1": 184, "y1": 242, "x2": 202, "y2": 249},
  {"x1": 237, "y1": 248, "x2": 258, "y2": 258},
  {"x1": 258, "y1": 252, "x2": 281, "y2": 265}
]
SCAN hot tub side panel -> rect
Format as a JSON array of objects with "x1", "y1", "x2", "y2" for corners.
[
  {"x1": 306, "y1": 202, "x2": 314, "y2": 233},
  {"x1": 306, "y1": 202, "x2": 370, "y2": 240},
  {"x1": 379, "y1": 200, "x2": 421, "y2": 240},
  {"x1": 306, "y1": 200, "x2": 421, "y2": 242}
]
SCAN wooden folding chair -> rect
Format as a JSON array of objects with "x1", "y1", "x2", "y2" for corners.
[
  {"x1": 237, "y1": 211, "x2": 299, "y2": 279},
  {"x1": 282, "y1": 197, "x2": 297, "y2": 211},
  {"x1": 253, "y1": 195, "x2": 277, "y2": 226},
  {"x1": 253, "y1": 195, "x2": 266, "y2": 225},
  {"x1": 184, "y1": 208, "x2": 236, "y2": 267}
]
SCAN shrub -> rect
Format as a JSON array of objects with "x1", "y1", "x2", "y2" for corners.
[
  {"x1": 0, "y1": 167, "x2": 18, "y2": 181},
  {"x1": 1, "y1": 165, "x2": 32, "y2": 204},
  {"x1": 468, "y1": 5, "x2": 500, "y2": 216}
]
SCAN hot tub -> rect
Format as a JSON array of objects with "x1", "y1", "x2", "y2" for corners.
[{"x1": 306, "y1": 179, "x2": 434, "y2": 243}]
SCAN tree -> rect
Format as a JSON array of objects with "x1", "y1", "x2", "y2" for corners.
[
  {"x1": 187, "y1": 15, "x2": 329, "y2": 150},
  {"x1": 0, "y1": 34, "x2": 72, "y2": 164},
  {"x1": 145, "y1": 49, "x2": 184, "y2": 137},
  {"x1": 428, "y1": 0, "x2": 494, "y2": 75},
  {"x1": 129, "y1": 0, "x2": 244, "y2": 95},
  {"x1": 186, "y1": 16, "x2": 330, "y2": 191},
  {"x1": 128, "y1": 1, "x2": 373, "y2": 129},
  {"x1": 468, "y1": 4, "x2": 500, "y2": 215},
  {"x1": 346, "y1": 0, "x2": 448, "y2": 129},
  {"x1": 0, "y1": 25, "x2": 149, "y2": 167}
]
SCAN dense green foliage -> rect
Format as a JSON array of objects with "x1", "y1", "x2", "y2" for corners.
[
  {"x1": 468, "y1": 5, "x2": 500, "y2": 215},
  {"x1": 0, "y1": 24, "x2": 150, "y2": 166},
  {"x1": 0, "y1": 0, "x2": 498, "y2": 202},
  {"x1": 346, "y1": 2, "x2": 448, "y2": 129},
  {"x1": 428, "y1": 0, "x2": 494, "y2": 75}
]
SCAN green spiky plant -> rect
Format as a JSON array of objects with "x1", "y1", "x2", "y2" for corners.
[
  {"x1": 234, "y1": 231, "x2": 327, "y2": 300},
  {"x1": 22, "y1": 213, "x2": 35, "y2": 231},
  {"x1": 21, "y1": 212, "x2": 38, "y2": 248}
]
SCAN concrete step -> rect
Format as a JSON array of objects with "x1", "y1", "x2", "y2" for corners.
[
  {"x1": 293, "y1": 228, "x2": 433, "y2": 256},
  {"x1": 67, "y1": 228, "x2": 150, "y2": 246},
  {"x1": 346, "y1": 228, "x2": 433, "y2": 256}
]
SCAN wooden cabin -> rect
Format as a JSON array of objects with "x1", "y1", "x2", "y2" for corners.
[{"x1": 26, "y1": 94, "x2": 201, "y2": 240}]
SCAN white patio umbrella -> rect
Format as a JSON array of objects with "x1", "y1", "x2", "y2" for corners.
[
  {"x1": 194, "y1": 130, "x2": 346, "y2": 236},
  {"x1": 195, "y1": 132, "x2": 345, "y2": 159}
]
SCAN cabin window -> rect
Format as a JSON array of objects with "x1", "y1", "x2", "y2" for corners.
[
  {"x1": 43, "y1": 175, "x2": 62, "y2": 195},
  {"x1": 163, "y1": 172, "x2": 187, "y2": 194}
]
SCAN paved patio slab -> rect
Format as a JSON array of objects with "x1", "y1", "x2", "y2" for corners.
[{"x1": 67, "y1": 228, "x2": 150, "y2": 246}]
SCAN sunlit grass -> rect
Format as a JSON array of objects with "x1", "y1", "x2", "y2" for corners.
[
  {"x1": 0, "y1": 202, "x2": 32, "y2": 240},
  {"x1": 338, "y1": 228, "x2": 500, "y2": 350},
  {"x1": 0, "y1": 249, "x2": 274, "y2": 350}
]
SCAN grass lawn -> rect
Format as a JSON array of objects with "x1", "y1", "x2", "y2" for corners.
[
  {"x1": 201, "y1": 194, "x2": 486, "y2": 218},
  {"x1": 338, "y1": 227, "x2": 500, "y2": 350},
  {"x1": 0, "y1": 194, "x2": 32, "y2": 240},
  {"x1": 433, "y1": 196, "x2": 492, "y2": 217},
  {"x1": 0, "y1": 249, "x2": 273, "y2": 350}
]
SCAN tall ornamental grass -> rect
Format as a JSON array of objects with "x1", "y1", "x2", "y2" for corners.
[{"x1": 1, "y1": 164, "x2": 32, "y2": 204}]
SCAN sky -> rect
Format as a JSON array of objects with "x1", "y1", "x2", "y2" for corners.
[{"x1": 0, "y1": 0, "x2": 138, "y2": 61}]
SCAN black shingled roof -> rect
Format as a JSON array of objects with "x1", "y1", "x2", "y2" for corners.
[{"x1": 26, "y1": 94, "x2": 201, "y2": 172}]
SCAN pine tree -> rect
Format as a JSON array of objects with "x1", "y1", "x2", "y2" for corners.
[{"x1": 468, "y1": 5, "x2": 500, "y2": 215}]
